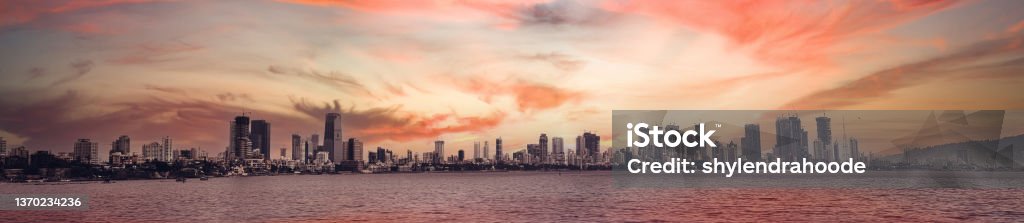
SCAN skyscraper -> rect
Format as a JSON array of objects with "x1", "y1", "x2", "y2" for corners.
[
  {"x1": 552, "y1": 137, "x2": 564, "y2": 165},
  {"x1": 741, "y1": 124, "x2": 762, "y2": 161},
  {"x1": 251, "y1": 120, "x2": 271, "y2": 160},
  {"x1": 850, "y1": 138, "x2": 860, "y2": 161},
  {"x1": 111, "y1": 135, "x2": 130, "y2": 155},
  {"x1": 539, "y1": 134, "x2": 548, "y2": 164},
  {"x1": 73, "y1": 139, "x2": 98, "y2": 164},
  {"x1": 343, "y1": 138, "x2": 363, "y2": 161},
  {"x1": 474, "y1": 141, "x2": 481, "y2": 160},
  {"x1": 324, "y1": 113, "x2": 342, "y2": 162},
  {"x1": 774, "y1": 115, "x2": 808, "y2": 162},
  {"x1": 495, "y1": 138, "x2": 502, "y2": 163},
  {"x1": 434, "y1": 140, "x2": 444, "y2": 164},
  {"x1": 815, "y1": 116, "x2": 832, "y2": 161},
  {"x1": 162, "y1": 136, "x2": 174, "y2": 162},
  {"x1": 581, "y1": 132, "x2": 600, "y2": 163},
  {"x1": 483, "y1": 141, "x2": 490, "y2": 160},
  {"x1": 229, "y1": 115, "x2": 251, "y2": 161},
  {"x1": 458, "y1": 149, "x2": 465, "y2": 161},
  {"x1": 0, "y1": 137, "x2": 6, "y2": 156},
  {"x1": 291, "y1": 134, "x2": 302, "y2": 161}
]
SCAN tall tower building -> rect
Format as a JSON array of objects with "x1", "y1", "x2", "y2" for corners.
[
  {"x1": 495, "y1": 138, "x2": 503, "y2": 163},
  {"x1": 73, "y1": 139, "x2": 99, "y2": 164},
  {"x1": 552, "y1": 137, "x2": 565, "y2": 165},
  {"x1": 483, "y1": 141, "x2": 490, "y2": 160},
  {"x1": 850, "y1": 138, "x2": 860, "y2": 161},
  {"x1": 774, "y1": 115, "x2": 808, "y2": 162},
  {"x1": 582, "y1": 132, "x2": 600, "y2": 163},
  {"x1": 324, "y1": 113, "x2": 342, "y2": 162},
  {"x1": 229, "y1": 115, "x2": 251, "y2": 161},
  {"x1": 251, "y1": 120, "x2": 271, "y2": 160},
  {"x1": 741, "y1": 124, "x2": 762, "y2": 161},
  {"x1": 474, "y1": 142, "x2": 481, "y2": 160},
  {"x1": 162, "y1": 136, "x2": 174, "y2": 162},
  {"x1": 815, "y1": 116, "x2": 832, "y2": 161},
  {"x1": 539, "y1": 134, "x2": 548, "y2": 164},
  {"x1": 0, "y1": 137, "x2": 6, "y2": 156},
  {"x1": 434, "y1": 140, "x2": 445, "y2": 164},
  {"x1": 291, "y1": 134, "x2": 303, "y2": 161}
]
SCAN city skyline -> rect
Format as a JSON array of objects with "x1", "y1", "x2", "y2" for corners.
[{"x1": 3, "y1": 1, "x2": 1024, "y2": 155}]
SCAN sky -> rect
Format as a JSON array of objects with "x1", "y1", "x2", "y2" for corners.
[{"x1": 1, "y1": 0, "x2": 1023, "y2": 158}]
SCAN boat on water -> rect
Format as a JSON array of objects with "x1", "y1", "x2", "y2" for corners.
[
  {"x1": 103, "y1": 179, "x2": 114, "y2": 184},
  {"x1": 200, "y1": 176, "x2": 209, "y2": 181},
  {"x1": 176, "y1": 177, "x2": 187, "y2": 183}
]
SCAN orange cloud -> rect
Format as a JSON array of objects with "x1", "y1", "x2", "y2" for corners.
[
  {"x1": 782, "y1": 33, "x2": 1024, "y2": 109},
  {"x1": 601, "y1": 0, "x2": 959, "y2": 69},
  {"x1": 291, "y1": 98, "x2": 506, "y2": 144},
  {"x1": 456, "y1": 77, "x2": 584, "y2": 112}
]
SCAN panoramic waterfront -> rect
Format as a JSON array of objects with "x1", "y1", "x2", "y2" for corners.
[{"x1": 3, "y1": 171, "x2": 1024, "y2": 222}]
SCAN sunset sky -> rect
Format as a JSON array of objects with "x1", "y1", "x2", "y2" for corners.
[{"x1": 1, "y1": 0, "x2": 1023, "y2": 158}]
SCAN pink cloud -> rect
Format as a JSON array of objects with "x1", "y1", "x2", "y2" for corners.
[{"x1": 601, "y1": 0, "x2": 960, "y2": 69}]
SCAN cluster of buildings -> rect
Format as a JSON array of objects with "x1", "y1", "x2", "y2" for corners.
[
  {"x1": 619, "y1": 114, "x2": 864, "y2": 165},
  {"x1": 1, "y1": 111, "x2": 614, "y2": 175}
]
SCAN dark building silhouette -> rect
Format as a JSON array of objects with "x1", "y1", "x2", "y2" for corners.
[
  {"x1": 775, "y1": 115, "x2": 809, "y2": 161},
  {"x1": 323, "y1": 113, "x2": 342, "y2": 162},
  {"x1": 581, "y1": 132, "x2": 600, "y2": 163},
  {"x1": 495, "y1": 137, "x2": 503, "y2": 163},
  {"x1": 111, "y1": 135, "x2": 130, "y2": 155},
  {"x1": 815, "y1": 116, "x2": 833, "y2": 161},
  {"x1": 251, "y1": 120, "x2": 271, "y2": 160},
  {"x1": 458, "y1": 149, "x2": 465, "y2": 161},
  {"x1": 229, "y1": 115, "x2": 251, "y2": 161},
  {"x1": 291, "y1": 134, "x2": 302, "y2": 161},
  {"x1": 742, "y1": 124, "x2": 762, "y2": 161},
  {"x1": 539, "y1": 133, "x2": 548, "y2": 164}
]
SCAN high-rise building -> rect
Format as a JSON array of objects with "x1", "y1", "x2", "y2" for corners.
[
  {"x1": 161, "y1": 136, "x2": 174, "y2": 162},
  {"x1": 111, "y1": 135, "x2": 130, "y2": 155},
  {"x1": 527, "y1": 144, "x2": 540, "y2": 164},
  {"x1": 251, "y1": 120, "x2": 271, "y2": 160},
  {"x1": 0, "y1": 137, "x2": 6, "y2": 156},
  {"x1": 229, "y1": 115, "x2": 251, "y2": 161},
  {"x1": 303, "y1": 140, "x2": 311, "y2": 164},
  {"x1": 581, "y1": 132, "x2": 600, "y2": 163},
  {"x1": 850, "y1": 138, "x2": 860, "y2": 161},
  {"x1": 291, "y1": 134, "x2": 303, "y2": 161},
  {"x1": 775, "y1": 115, "x2": 808, "y2": 162},
  {"x1": 458, "y1": 149, "x2": 465, "y2": 161},
  {"x1": 73, "y1": 139, "x2": 99, "y2": 164},
  {"x1": 474, "y1": 142, "x2": 481, "y2": 160},
  {"x1": 725, "y1": 141, "x2": 737, "y2": 161},
  {"x1": 552, "y1": 137, "x2": 564, "y2": 165},
  {"x1": 539, "y1": 134, "x2": 549, "y2": 164},
  {"x1": 495, "y1": 138, "x2": 502, "y2": 163},
  {"x1": 483, "y1": 141, "x2": 490, "y2": 160},
  {"x1": 815, "y1": 116, "x2": 832, "y2": 161},
  {"x1": 110, "y1": 135, "x2": 130, "y2": 164},
  {"x1": 741, "y1": 124, "x2": 762, "y2": 161},
  {"x1": 142, "y1": 142, "x2": 161, "y2": 161},
  {"x1": 434, "y1": 140, "x2": 445, "y2": 164},
  {"x1": 343, "y1": 138, "x2": 363, "y2": 161},
  {"x1": 323, "y1": 113, "x2": 342, "y2": 162}
]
